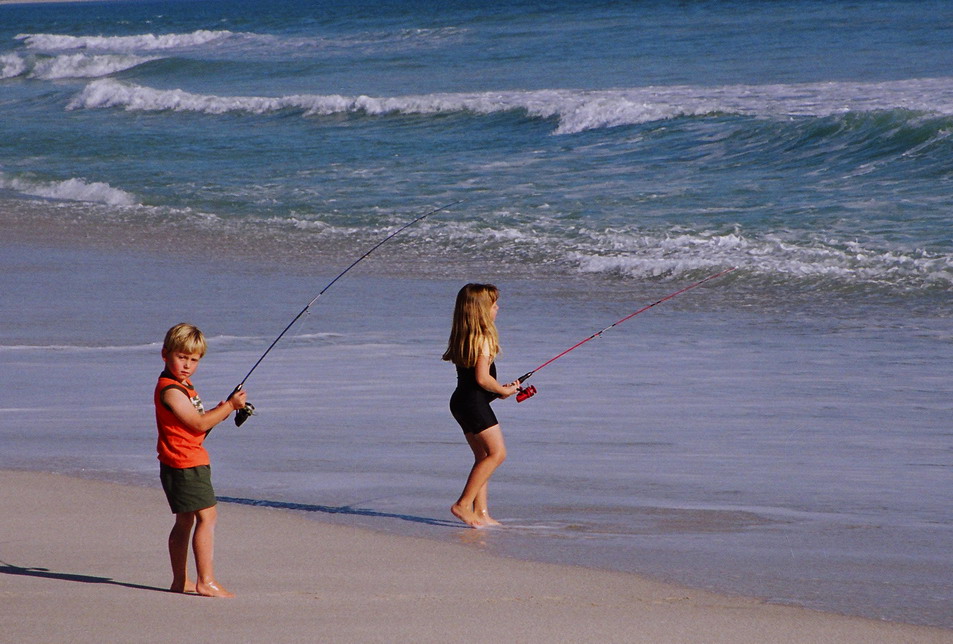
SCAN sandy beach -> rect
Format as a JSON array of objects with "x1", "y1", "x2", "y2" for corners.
[{"x1": 1, "y1": 470, "x2": 949, "y2": 643}]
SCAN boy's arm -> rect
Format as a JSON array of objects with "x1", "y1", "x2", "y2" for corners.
[{"x1": 162, "y1": 387, "x2": 246, "y2": 434}]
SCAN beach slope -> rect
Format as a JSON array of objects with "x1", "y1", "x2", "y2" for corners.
[{"x1": 1, "y1": 470, "x2": 950, "y2": 643}]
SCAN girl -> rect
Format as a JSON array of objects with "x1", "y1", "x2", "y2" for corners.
[{"x1": 443, "y1": 283, "x2": 520, "y2": 528}]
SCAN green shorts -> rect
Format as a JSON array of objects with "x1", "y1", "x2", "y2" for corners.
[{"x1": 159, "y1": 463, "x2": 217, "y2": 514}]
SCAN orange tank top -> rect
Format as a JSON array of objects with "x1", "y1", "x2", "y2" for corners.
[{"x1": 155, "y1": 370, "x2": 210, "y2": 468}]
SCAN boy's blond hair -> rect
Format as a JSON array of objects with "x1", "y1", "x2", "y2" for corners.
[
  {"x1": 163, "y1": 323, "x2": 207, "y2": 357},
  {"x1": 442, "y1": 283, "x2": 501, "y2": 368}
]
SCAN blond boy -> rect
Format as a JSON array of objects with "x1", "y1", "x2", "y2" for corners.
[{"x1": 155, "y1": 323, "x2": 247, "y2": 597}]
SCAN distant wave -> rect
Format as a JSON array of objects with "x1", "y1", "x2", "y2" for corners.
[
  {"x1": 0, "y1": 173, "x2": 136, "y2": 206},
  {"x1": 13, "y1": 27, "x2": 465, "y2": 57},
  {"x1": 67, "y1": 78, "x2": 953, "y2": 133},
  {"x1": 0, "y1": 52, "x2": 157, "y2": 79},
  {"x1": 15, "y1": 29, "x2": 238, "y2": 52}
]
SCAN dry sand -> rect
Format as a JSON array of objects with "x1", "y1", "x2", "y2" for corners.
[{"x1": 1, "y1": 470, "x2": 950, "y2": 643}]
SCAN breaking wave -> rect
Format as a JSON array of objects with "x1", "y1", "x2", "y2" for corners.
[
  {"x1": 14, "y1": 29, "x2": 239, "y2": 52},
  {"x1": 0, "y1": 52, "x2": 157, "y2": 79},
  {"x1": 66, "y1": 77, "x2": 953, "y2": 134},
  {"x1": 0, "y1": 173, "x2": 137, "y2": 206}
]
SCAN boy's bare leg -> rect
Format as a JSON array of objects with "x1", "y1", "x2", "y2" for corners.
[
  {"x1": 193, "y1": 504, "x2": 234, "y2": 597},
  {"x1": 168, "y1": 512, "x2": 197, "y2": 593}
]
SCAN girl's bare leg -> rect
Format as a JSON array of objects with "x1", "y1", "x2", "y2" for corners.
[
  {"x1": 193, "y1": 505, "x2": 234, "y2": 597},
  {"x1": 451, "y1": 426, "x2": 506, "y2": 528},
  {"x1": 169, "y1": 512, "x2": 196, "y2": 593},
  {"x1": 468, "y1": 436, "x2": 501, "y2": 527}
]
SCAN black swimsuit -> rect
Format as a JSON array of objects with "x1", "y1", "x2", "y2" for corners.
[{"x1": 449, "y1": 362, "x2": 498, "y2": 434}]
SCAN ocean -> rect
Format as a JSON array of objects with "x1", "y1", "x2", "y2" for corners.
[{"x1": 1, "y1": 0, "x2": 951, "y2": 628}]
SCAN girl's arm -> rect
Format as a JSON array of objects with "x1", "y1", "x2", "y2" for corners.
[
  {"x1": 162, "y1": 387, "x2": 247, "y2": 434},
  {"x1": 474, "y1": 351, "x2": 520, "y2": 399}
]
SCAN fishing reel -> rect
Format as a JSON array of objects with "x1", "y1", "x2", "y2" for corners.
[
  {"x1": 235, "y1": 402, "x2": 256, "y2": 427},
  {"x1": 516, "y1": 385, "x2": 537, "y2": 403}
]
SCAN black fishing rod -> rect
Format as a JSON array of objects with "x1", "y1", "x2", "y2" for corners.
[
  {"x1": 230, "y1": 200, "x2": 464, "y2": 425},
  {"x1": 512, "y1": 266, "x2": 737, "y2": 402}
]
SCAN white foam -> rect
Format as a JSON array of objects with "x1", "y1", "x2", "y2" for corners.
[
  {"x1": 567, "y1": 229, "x2": 953, "y2": 287},
  {"x1": 0, "y1": 53, "x2": 27, "y2": 79},
  {"x1": 30, "y1": 53, "x2": 158, "y2": 79},
  {"x1": 15, "y1": 29, "x2": 236, "y2": 52},
  {"x1": 0, "y1": 174, "x2": 137, "y2": 206},
  {"x1": 0, "y1": 52, "x2": 159, "y2": 80},
  {"x1": 66, "y1": 77, "x2": 953, "y2": 133}
]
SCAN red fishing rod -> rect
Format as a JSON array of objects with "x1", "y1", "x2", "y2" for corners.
[
  {"x1": 230, "y1": 199, "x2": 464, "y2": 425},
  {"x1": 512, "y1": 266, "x2": 737, "y2": 402}
]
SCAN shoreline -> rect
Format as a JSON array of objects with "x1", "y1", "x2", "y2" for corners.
[{"x1": 2, "y1": 469, "x2": 951, "y2": 643}]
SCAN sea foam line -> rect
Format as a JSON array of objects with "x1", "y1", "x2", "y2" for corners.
[
  {"x1": 420, "y1": 218, "x2": 953, "y2": 289},
  {"x1": 67, "y1": 78, "x2": 953, "y2": 133},
  {"x1": 566, "y1": 230, "x2": 953, "y2": 288}
]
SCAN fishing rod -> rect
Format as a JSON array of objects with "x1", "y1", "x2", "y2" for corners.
[
  {"x1": 512, "y1": 266, "x2": 737, "y2": 402},
  {"x1": 230, "y1": 199, "x2": 464, "y2": 425}
]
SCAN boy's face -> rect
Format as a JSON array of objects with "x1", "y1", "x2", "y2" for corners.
[{"x1": 162, "y1": 348, "x2": 202, "y2": 383}]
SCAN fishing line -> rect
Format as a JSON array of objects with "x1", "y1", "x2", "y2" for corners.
[
  {"x1": 230, "y1": 199, "x2": 464, "y2": 425},
  {"x1": 512, "y1": 266, "x2": 737, "y2": 402}
]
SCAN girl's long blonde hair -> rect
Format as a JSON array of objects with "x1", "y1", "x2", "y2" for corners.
[{"x1": 442, "y1": 283, "x2": 501, "y2": 368}]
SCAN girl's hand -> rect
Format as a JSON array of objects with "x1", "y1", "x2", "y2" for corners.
[{"x1": 498, "y1": 381, "x2": 521, "y2": 399}]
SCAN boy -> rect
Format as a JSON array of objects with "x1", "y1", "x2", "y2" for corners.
[{"x1": 155, "y1": 323, "x2": 247, "y2": 597}]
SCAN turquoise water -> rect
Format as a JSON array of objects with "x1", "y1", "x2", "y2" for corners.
[
  {"x1": 1, "y1": 0, "x2": 951, "y2": 628},
  {"x1": 1, "y1": 0, "x2": 951, "y2": 311}
]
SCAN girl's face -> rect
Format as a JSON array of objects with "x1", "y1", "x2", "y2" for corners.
[
  {"x1": 163, "y1": 348, "x2": 202, "y2": 383},
  {"x1": 489, "y1": 299, "x2": 499, "y2": 321}
]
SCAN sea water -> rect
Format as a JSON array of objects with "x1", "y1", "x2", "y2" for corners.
[{"x1": 1, "y1": 0, "x2": 951, "y2": 628}]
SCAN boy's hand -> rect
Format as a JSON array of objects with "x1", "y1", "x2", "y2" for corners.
[{"x1": 228, "y1": 388, "x2": 248, "y2": 411}]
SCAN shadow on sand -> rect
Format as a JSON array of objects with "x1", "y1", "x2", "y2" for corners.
[
  {"x1": 217, "y1": 496, "x2": 460, "y2": 528},
  {"x1": 0, "y1": 560, "x2": 168, "y2": 593}
]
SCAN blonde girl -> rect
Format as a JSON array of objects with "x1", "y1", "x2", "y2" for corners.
[{"x1": 443, "y1": 283, "x2": 520, "y2": 528}]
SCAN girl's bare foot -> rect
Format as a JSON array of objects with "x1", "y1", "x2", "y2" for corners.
[
  {"x1": 450, "y1": 503, "x2": 482, "y2": 528},
  {"x1": 196, "y1": 579, "x2": 235, "y2": 598},
  {"x1": 476, "y1": 510, "x2": 502, "y2": 527}
]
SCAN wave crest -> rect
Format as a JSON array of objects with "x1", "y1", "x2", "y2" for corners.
[
  {"x1": 15, "y1": 29, "x2": 236, "y2": 52},
  {"x1": 0, "y1": 173, "x2": 137, "y2": 206},
  {"x1": 67, "y1": 78, "x2": 953, "y2": 134},
  {"x1": 0, "y1": 52, "x2": 157, "y2": 79}
]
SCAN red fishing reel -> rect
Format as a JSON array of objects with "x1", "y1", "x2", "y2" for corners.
[{"x1": 516, "y1": 385, "x2": 537, "y2": 402}]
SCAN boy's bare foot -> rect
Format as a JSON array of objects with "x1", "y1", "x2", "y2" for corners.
[
  {"x1": 450, "y1": 503, "x2": 482, "y2": 528},
  {"x1": 170, "y1": 580, "x2": 197, "y2": 594},
  {"x1": 196, "y1": 580, "x2": 235, "y2": 598}
]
